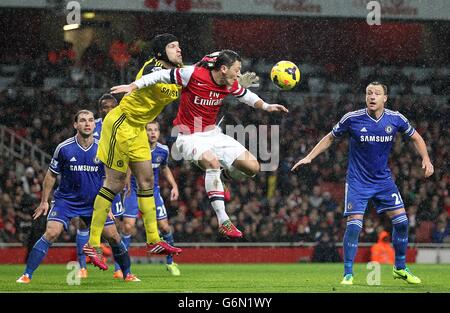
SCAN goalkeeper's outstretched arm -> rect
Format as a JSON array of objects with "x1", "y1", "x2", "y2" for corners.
[
  {"x1": 111, "y1": 66, "x2": 195, "y2": 95},
  {"x1": 110, "y1": 69, "x2": 173, "y2": 95}
]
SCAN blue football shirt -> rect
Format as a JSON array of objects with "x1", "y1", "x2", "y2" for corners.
[
  {"x1": 49, "y1": 136, "x2": 104, "y2": 210},
  {"x1": 93, "y1": 118, "x2": 102, "y2": 140},
  {"x1": 152, "y1": 142, "x2": 169, "y2": 186},
  {"x1": 331, "y1": 108, "x2": 415, "y2": 184}
]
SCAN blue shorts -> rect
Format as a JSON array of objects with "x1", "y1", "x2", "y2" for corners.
[
  {"x1": 154, "y1": 187, "x2": 168, "y2": 221},
  {"x1": 122, "y1": 186, "x2": 167, "y2": 220},
  {"x1": 110, "y1": 194, "x2": 124, "y2": 218},
  {"x1": 123, "y1": 185, "x2": 139, "y2": 218},
  {"x1": 47, "y1": 198, "x2": 119, "y2": 231},
  {"x1": 344, "y1": 179, "x2": 404, "y2": 216}
]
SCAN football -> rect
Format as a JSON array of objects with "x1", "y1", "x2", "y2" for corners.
[{"x1": 270, "y1": 61, "x2": 301, "y2": 90}]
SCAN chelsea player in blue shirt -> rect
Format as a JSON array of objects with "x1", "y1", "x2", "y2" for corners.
[
  {"x1": 292, "y1": 82, "x2": 434, "y2": 285},
  {"x1": 16, "y1": 110, "x2": 139, "y2": 283},
  {"x1": 114, "y1": 120, "x2": 181, "y2": 277},
  {"x1": 75, "y1": 94, "x2": 124, "y2": 279}
]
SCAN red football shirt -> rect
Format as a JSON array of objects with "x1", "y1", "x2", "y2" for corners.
[{"x1": 172, "y1": 66, "x2": 246, "y2": 133}]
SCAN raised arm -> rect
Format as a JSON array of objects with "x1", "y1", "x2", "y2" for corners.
[
  {"x1": 33, "y1": 169, "x2": 57, "y2": 219},
  {"x1": 110, "y1": 69, "x2": 173, "y2": 95},
  {"x1": 410, "y1": 131, "x2": 434, "y2": 177},
  {"x1": 291, "y1": 132, "x2": 335, "y2": 171},
  {"x1": 111, "y1": 66, "x2": 195, "y2": 95}
]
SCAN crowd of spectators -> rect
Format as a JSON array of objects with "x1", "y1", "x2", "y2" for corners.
[{"x1": 0, "y1": 42, "x2": 449, "y2": 247}]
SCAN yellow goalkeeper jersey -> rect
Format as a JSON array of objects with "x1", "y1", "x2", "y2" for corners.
[{"x1": 119, "y1": 58, "x2": 181, "y2": 126}]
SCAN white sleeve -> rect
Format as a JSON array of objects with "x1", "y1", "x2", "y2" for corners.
[
  {"x1": 234, "y1": 87, "x2": 262, "y2": 108},
  {"x1": 134, "y1": 66, "x2": 195, "y2": 89},
  {"x1": 134, "y1": 69, "x2": 172, "y2": 89},
  {"x1": 169, "y1": 66, "x2": 195, "y2": 88}
]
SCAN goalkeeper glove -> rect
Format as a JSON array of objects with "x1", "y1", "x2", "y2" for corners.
[{"x1": 238, "y1": 72, "x2": 260, "y2": 88}]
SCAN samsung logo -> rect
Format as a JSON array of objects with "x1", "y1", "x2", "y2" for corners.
[
  {"x1": 161, "y1": 87, "x2": 178, "y2": 98},
  {"x1": 70, "y1": 165, "x2": 99, "y2": 172},
  {"x1": 360, "y1": 135, "x2": 393, "y2": 142}
]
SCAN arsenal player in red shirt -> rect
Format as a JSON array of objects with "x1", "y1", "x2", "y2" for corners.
[{"x1": 112, "y1": 50, "x2": 288, "y2": 238}]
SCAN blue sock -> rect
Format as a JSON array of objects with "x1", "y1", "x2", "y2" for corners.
[
  {"x1": 343, "y1": 219, "x2": 362, "y2": 276},
  {"x1": 111, "y1": 240, "x2": 131, "y2": 277},
  {"x1": 24, "y1": 235, "x2": 52, "y2": 279},
  {"x1": 391, "y1": 213, "x2": 409, "y2": 270},
  {"x1": 76, "y1": 229, "x2": 89, "y2": 269},
  {"x1": 114, "y1": 234, "x2": 131, "y2": 272},
  {"x1": 163, "y1": 232, "x2": 174, "y2": 264}
]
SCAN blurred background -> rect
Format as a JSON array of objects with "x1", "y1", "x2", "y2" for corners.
[{"x1": 0, "y1": 0, "x2": 448, "y2": 264}]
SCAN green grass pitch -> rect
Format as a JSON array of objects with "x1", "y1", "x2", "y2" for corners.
[{"x1": 1, "y1": 263, "x2": 449, "y2": 293}]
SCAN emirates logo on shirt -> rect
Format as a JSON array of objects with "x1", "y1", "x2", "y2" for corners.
[
  {"x1": 192, "y1": 90, "x2": 224, "y2": 106},
  {"x1": 193, "y1": 95, "x2": 223, "y2": 106}
]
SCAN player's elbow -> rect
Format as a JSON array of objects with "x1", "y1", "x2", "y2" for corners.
[{"x1": 326, "y1": 132, "x2": 335, "y2": 142}]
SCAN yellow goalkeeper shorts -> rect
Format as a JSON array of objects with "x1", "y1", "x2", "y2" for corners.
[{"x1": 97, "y1": 106, "x2": 151, "y2": 173}]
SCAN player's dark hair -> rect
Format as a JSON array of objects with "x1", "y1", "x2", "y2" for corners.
[
  {"x1": 98, "y1": 93, "x2": 117, "y2": 107},
  {"x1": 198, "y1": 50, "x2": 241, "y2": 70},
  {"x1": 368, "y1": 81, "x2": 388, "y2": 95},
  {"x1": 214, "y1": 50, "x2": 241, "y2": 70},
  {"x1": 74, "y1": 110, "x2": 94, "y2": 122},
  {"x1": 150, "y1": 33, "x2": 179, "y2": 64}
]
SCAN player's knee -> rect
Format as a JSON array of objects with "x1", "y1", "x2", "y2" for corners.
[
  {"x1": 346, "y1": 214, "x2": 363, "y2": 221},
  {"x1": 198, "y1": 151, "x2": 220, "y2": 170},
  {"x1": 43, "y1": 229, "x2": 60, "y2": 242},
  {"x1": 104, "y1": 181, "x2": 125, "y2": 194},
  {"x1": 136, "y1": 177, "x2": 154, "y2": 190},
  {"x1": 201, "y1": 159, "x2": 221, "y2": 170},
  {"x1": 104, "y1": 173, "x2": 127, "y2": 194},
  {"x1": 123, "y1": 221, "x2": 136, "y2": 236}
]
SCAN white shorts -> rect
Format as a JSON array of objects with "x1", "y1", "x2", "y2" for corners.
[{"x1": 174, "y1": 126, "x2": 247, "y2": 169}]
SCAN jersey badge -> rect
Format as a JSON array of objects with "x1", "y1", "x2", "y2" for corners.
[{"x1": 385, "y1": 125, "x2": 393, "y2": 134}]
